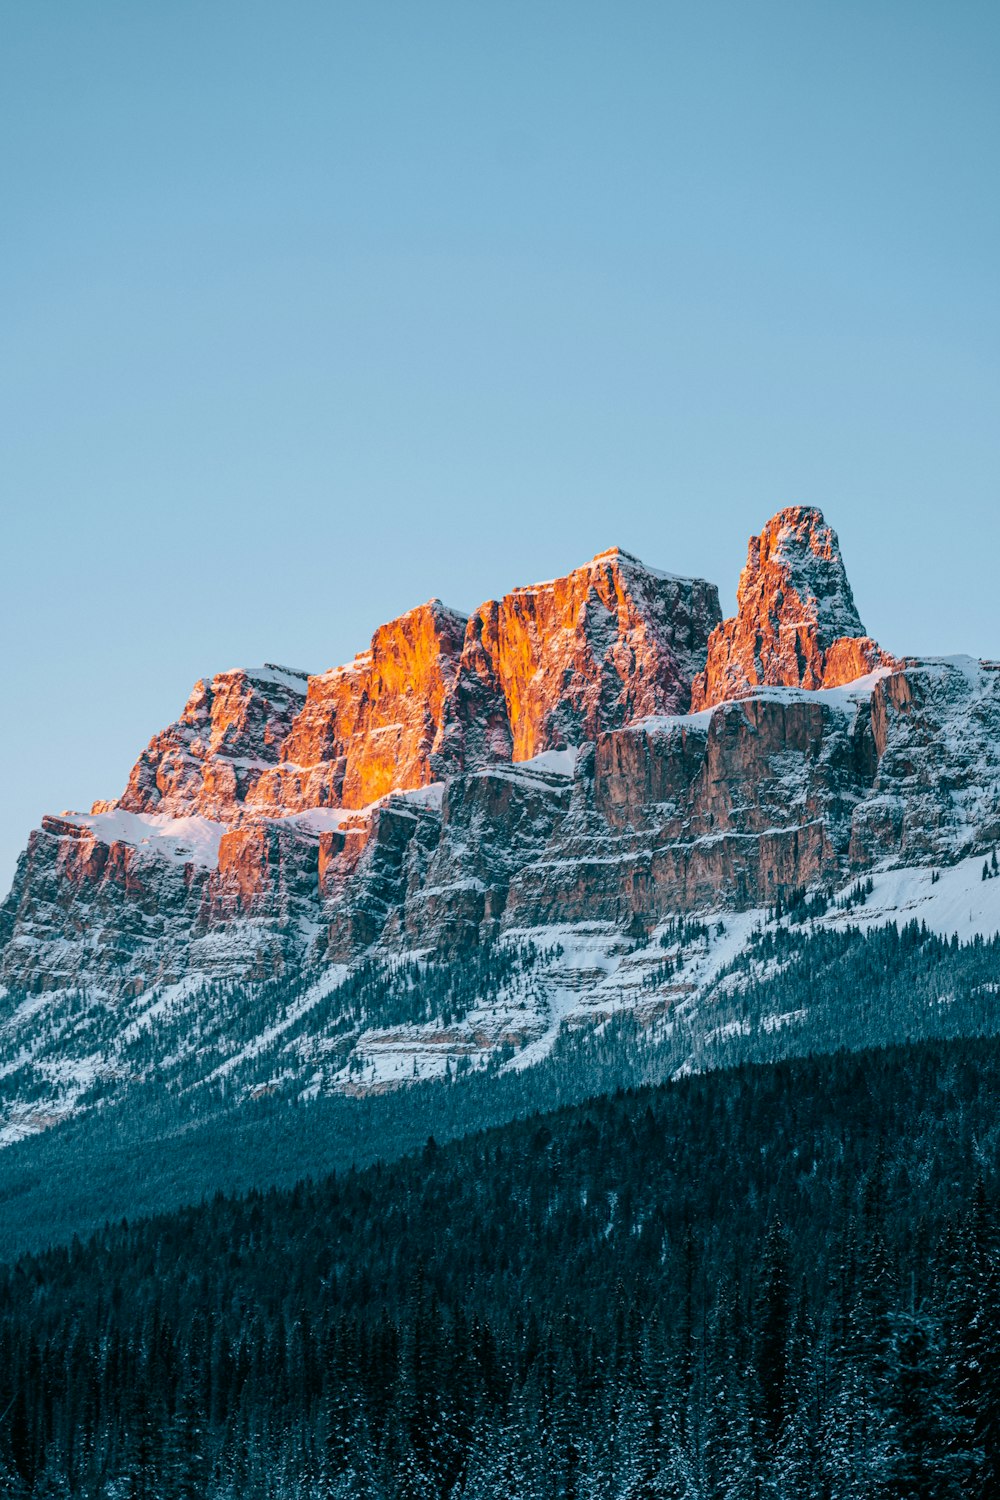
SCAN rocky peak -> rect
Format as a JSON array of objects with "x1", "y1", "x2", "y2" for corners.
[
  {"x1": 6, "y1": 514, "x2": 1000, "y2": 1028},
  {"x1": 756, "y1": 506, "x2": 866, "y2": 643},
  {"x1": 105, "y1": 665, "x2": 310, "y2": 820},
  {"x1": 99, "y1": 552, "x2": 720, "y2": 829},
  {"x1": 452, "y1": 546, "x2": 722, "y2": 763},
  {"x1": 248, "y1": 599, "x2": 470, "y2": 813},
  {"x1": 692, "y1": 507, "x2": 892, "y2": 709}
]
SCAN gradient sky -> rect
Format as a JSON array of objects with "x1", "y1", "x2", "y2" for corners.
[{"x1": 2, "y1": 1, "x2": 999, "y2": 891}]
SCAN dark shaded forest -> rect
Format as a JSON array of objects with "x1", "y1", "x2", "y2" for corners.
[{"x1": 1, "y1": 1037, "x2": 999, "y2": 1497}]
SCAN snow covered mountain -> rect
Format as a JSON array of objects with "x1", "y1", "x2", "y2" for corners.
[{"x1": 2, "y1": 507, "x2": 999, "y2": 1141}]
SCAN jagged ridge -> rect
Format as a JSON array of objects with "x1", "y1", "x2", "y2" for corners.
[{"x1": 3, "y1": 511, "x2": 999, "y2": 1105}]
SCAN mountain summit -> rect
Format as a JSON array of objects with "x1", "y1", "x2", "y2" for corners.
[
  {"x1": 92, "y1": 549, "x2": 722, "y2": 825},
  {"x1": 692, "y1": 506, "x2": 893, "y2": 709}
]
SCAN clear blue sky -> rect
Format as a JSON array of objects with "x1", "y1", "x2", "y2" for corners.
[{"x1": 2, "y1": 2, "x2": 999, "y2": 891}]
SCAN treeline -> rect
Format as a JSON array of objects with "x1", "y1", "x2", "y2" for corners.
[
  {"x1": 690, "y1": 918, "x2": 1000, "y2": 1067},
  {"x1": 1, "y1": 1037, "x2": 999, "y2": 1496},
  {"x1": 4, "y1": 919, "x2": 1000, "y2": 1261}
]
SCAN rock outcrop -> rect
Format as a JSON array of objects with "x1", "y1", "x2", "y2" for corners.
[
  {"x1": 503, "y1": 683, "x2": 880, "y2": 929},
  {"x1": 247, "y1": 601, "x2": 469, "y2": 815},
  {"x1": 692, "y1": 507, "x2": 893, "y2": 710},
  {"x1": 100, "y1": 551, "x2": 721, "y2": 829},
  {"x1": 450, "y1": 548, "x2": 722, "y2": 762},
  {"x1": 106, "y1": 665, "x2": 310, "y2": 820},
  {"x1": 0, "y1": 546, "x2": 721, "y2": 994},
  {"x1": 850, "y1": 657, "x2": 1000, "y2": 866}
]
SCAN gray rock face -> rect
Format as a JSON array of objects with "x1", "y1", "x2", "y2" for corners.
[
  {"x1": 504, "y1": 687, "x2": 875, "y2": 929},
  {"x1": 852, "y1": 658, "x2": 1000, "y2": 865}
]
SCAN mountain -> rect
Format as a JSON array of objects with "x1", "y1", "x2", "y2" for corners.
[
  {"x1": 1, "y1": 506, "x2": 1000, "y2": 1147},
  {"x1": 0, "y1": 547, "x2": 719, "y2": 988}
]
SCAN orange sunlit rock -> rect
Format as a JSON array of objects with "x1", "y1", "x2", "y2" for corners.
[
  {"x1": 112, "y1": 665, "x2": 310, "y2": 819},
  {"x1": 5, "y1": 523, "x2": 1000, "y2": 1002},
  {"x1": 691, "y1": 507, "x2": 896, "y2": 709},
  {"x1": 454, "y1": 548, "x2": 721, "y2": 763},
  {"x1": 106, "y1": 550, "x2": 721, "y2": 825},
  {"x1": 249, "y1": 600, "x2": 469, "y2": 814}
]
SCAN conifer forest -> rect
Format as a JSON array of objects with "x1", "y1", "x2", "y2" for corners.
[{"x1": 2, "y1": 1037, "x2": 999, "y2": 1498}]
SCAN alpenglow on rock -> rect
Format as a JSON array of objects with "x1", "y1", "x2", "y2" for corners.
[
  {"x1": 448, "y1": 547, "x2": 723, "y2": 764},
  {"x1": 691, "y1": 506, "x2": 894, "y2": 710},
  {"x1": 104, "y1": 665, "x2": 311, "y2": 820},
  {"x1": 95, "y1": 549, "x2": 722, "y2": 825},
  {"x1": 0, "y1": 546, "x2": 721, "y2": 992},
  {"x1": 4, "y1": 510, "x2": 997, "y2": 1015},
  {"x1": 3, "y1": 508, "x2": 1000, "y2": 1131}
]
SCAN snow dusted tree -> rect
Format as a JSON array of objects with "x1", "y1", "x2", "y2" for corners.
[{"x1": 885, "y1": 1310, "x2": 968, "y2": 1500}]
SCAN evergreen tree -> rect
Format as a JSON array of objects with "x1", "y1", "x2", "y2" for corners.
[
  {"x1": 755, "y1": 1218, "x2": 792, "y2": 1452},
  {"x1": 886, "y1": 1311, "x2": 967, "y2": 1500}
]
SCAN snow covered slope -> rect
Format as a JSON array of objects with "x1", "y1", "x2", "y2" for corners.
[{"x1": 3, "y1": 851, "x2": 999, "y2": 1144}]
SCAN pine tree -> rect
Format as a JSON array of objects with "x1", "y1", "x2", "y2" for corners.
[
  {"x1": 755, "y1": 1218, "x2": 792, "y2": 1451},
  {"x1": 954, "y1": 1208, "x2": 1000, "y2": 1500},
  {"x1": 161, "y1": 1380, "x2": 210, "y2": 1500},
  {"x1": 886, "y1": 1310, "x2": 967, "y2": 1500}
]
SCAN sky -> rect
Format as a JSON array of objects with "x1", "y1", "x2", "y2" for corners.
[{"x1": 2, "y1": 1, "x2": 999, "y2": 891}]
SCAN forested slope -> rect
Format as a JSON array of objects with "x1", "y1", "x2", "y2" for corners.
[
  {"x1": 2, "y1": 1037, "x2": 998, "y2": 1498},
  {"x1": 1, "y1": 919, "x2": 999, "y2": 1259}
]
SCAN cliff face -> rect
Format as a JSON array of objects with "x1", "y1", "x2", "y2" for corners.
[
  {"x1": 454, "y1": 549, "x2": 722, "y2": 762},
  {"x1": 2, "y1": 514, "x2": 997, "y2": 1010},
  {"x1": 100, "y1": 550, "x2": 721, "y2": 828},
  {"x1": 106, "y1": 665, "x2": 310, "y2": 820},
  {"x1": 247, "y1": 602, "x2": 469, "y2": 815},
  {"x1": 691, "y1": 507, "x2": 894, "y2": 710},
  {"x1": 851, "y1": 657, "x2": 1000, "y2": 866},
  {"x1": 0, "y1": 546, "x2": 720, "y2": 995},
  {"x1": 501, "y1": 684, "x2": 878, "y2": 931}
]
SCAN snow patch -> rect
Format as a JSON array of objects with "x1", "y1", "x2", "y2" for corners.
[
  {"x1": 517, "y1": 747, "x2": 579, "y2": 776},
  {"x1": 237, "y1": 664, "x2": 311, "y2": 693},
  {"x1": 824, "y1": 855, "x2": 1000, "y2": 944},
  {"x1": 74, "y1": 811, "x2": 226, "y2": 867}
]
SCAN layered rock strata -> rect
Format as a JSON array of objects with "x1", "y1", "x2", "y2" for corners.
[{"x1": 3, "y1": 517, "x2": 998, "y2": 1002}]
